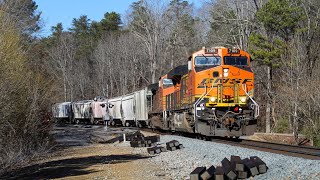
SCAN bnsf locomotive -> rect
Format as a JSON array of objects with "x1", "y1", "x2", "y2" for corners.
[{"x1": 52, "y1": 47, "x2": 259, "y2": 137}]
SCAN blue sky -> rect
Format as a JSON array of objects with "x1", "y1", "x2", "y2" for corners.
[{"x1": 35, "y1": 0, "x2": 202, "y2": 37}]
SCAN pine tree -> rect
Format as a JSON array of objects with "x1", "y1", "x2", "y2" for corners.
[{"x1": 249, "y1": 0, "x2": 304, "y2": 133}]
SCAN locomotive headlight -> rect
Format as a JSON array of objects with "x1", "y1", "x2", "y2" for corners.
[
  {"x1": 223, "y1": 68, "x2": 229, "y2": 77},
  {"x1": 240, "y1": 97, "x2": 246, "y2": 103},
  {"x1": 210, "y1": 97, "x2": 216, "y2": 102}
]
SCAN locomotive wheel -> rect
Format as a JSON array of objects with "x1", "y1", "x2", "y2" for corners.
[{"x1": 196, "y1": 134, "x2": 201, "y2": 139}]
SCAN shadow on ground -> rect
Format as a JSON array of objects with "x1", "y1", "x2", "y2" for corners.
[{"x1": 2, "y1": 154, "x2": 149, "y2": 180}]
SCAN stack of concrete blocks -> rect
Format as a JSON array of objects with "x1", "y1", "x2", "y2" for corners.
[
  {"x1": 147, "y1": 146, "x2": 167, "y2": 155},
  {"x1": 166, "y1": 140, "x2": 184, "y2": 151},
  {"x1": 190, "y1": 155, "x2": 267, "y2": 180},
  {"x1": 119, "y1": 131, "x2": 145, "y2": 142},
  {"x1": 130, "y1": 135, "x2": 160, "y2": 148}
]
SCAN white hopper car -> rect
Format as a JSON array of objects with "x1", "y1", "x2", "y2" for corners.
[
  {"x1": 72, "y1": 100, "x2": 93, "y2": 123},
  {"x1": 52, "y1": 102, "x2": 72, "y2": 122},
  {"x1": 105, "y1": 88, "x2": 152, "y2": 127}
]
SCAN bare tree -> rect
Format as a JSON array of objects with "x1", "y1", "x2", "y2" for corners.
[
  {"x1": 129, "y1": 0, "x2": 170, "y2": 83},
  {"x1": 47, "y1": 33, "x2": 76, "y2": 101}
]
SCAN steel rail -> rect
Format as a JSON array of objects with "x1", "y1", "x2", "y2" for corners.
[{"x1": 239, "y1": 139, "x2": 320, "y2": 157}]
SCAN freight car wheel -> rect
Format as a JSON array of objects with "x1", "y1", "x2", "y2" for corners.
[
  {"x1": 136, "y1": 121, "x2": 142, "y2": 128},
  {"x1": 148, "y1": 121, "x2": 155, "y2": 131},
  {"x1": 90, "y1": 115, "x2": 94, "y2": 124}
]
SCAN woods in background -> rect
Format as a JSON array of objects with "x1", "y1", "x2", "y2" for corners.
[{"x1": 1, "y1": 0, "x2": 320, "y2": 174}]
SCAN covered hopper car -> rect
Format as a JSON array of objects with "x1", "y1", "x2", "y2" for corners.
[
  {"x1": 107, "y1": 88, "x2": 152, "y2": 127},
  {"x1": 53, "y1": 99, "x2": 109, "y2": 124},
  {"x1": 52, "y1": 102, "x2": 72, "y2": 122}
]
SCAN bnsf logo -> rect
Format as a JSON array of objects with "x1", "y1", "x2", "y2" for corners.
[{"x1": 197, "y1": 78, "x2": 252, "y2": 88}]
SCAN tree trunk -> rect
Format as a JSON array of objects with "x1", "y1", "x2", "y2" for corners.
[{"x1": 266, "y1": 66, "x2": 272, "y2": 133}]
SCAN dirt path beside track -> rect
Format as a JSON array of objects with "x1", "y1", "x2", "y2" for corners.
[{"x1": 3, "y1": 125, "x2": 167, "y2": 180}]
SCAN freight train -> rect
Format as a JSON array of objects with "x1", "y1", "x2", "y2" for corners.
[{"x1": 52, "y1": 47, "x2": 259, "y2": 137}]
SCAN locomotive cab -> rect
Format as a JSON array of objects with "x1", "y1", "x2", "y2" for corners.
[{"x1": 190, "y1": 47, "x2": 259, "y2": 137}]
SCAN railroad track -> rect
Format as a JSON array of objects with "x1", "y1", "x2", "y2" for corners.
[
  {"x1": 137, "y1": 128, "x2": 320, "y2": 160},
  {"x1": 239, "y1": 139, "x2": 320, "y2": 159},
  {"x1": 60, "y1": 124, "x2": 320, "y2": 160}
]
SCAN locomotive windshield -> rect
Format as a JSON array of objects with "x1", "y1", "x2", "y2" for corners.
[
  {"x1": 224, "y1": 56, "x2": 248, "y2": 66},
  {"x1": 195, "y1": 56, "x2": 221, "y2": 66}
]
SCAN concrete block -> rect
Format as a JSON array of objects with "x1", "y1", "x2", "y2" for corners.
[
  {"x1": 221, "y1": 157, "x2": 237, "y2": 180},
  {"x1": 190, "y1": 167, "x2": 206, "y2": 180},
  {"x1": 200, "y1": 165, "x2": 215, "y2": 180}
]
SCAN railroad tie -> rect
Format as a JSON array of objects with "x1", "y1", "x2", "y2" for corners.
[
  {"x1": 214, "y1": 166, "x2": 225, "y2": 180},
  {"x1": 200, "y1": 165, "x2": 215, "y2": 180},
  {"x1": 172, "y1": 140, "x2": 180, "y2": 146},
  {"x1": 160, "y1": 146, "x2": 167, "y2": 152},
  {"x1": 243, "y1": 158, "x2": 259, "y2": 176},
  {"x1": 165, "y1": 140, "x2": 184, "y2": 151},
  {"x1": 155, "y1": 147, "x2": 161, "y2": 154},
  {"x1": 147, "y1": 147, "x2": 156, "y2": 155},
  {"x1": 167, "y1": 146, "x2": 177, "y2": 151},
  {"x1": 130, "y1": 135, "x2": 161, "y2": 148},
  {"x1": 147, "y1": 146, "x2": 162, "y2": 155},
  {"x1": 144, "y1": 135, "x2": 160, "y2": 143},
  {"x1": 177, "y1": 144, "x2": 185, "y2": 149},
  {"x1": 230, "y1": 155, "x2": 244, "y2": 171},
  {"x1": 190, "y1": 167, "x2": 206, "y2": 180},
  {"x1": 130, "y1": 141, "x2": 142, "y2": 147},
  {"x1": 166, "y1": 140, "x2": 176, "y2": 150},
  {"x1": 250, "y1": 156, "x2": 267, "y2": 174},
  {"x1": 221, "y1": 157, "x2": 237, "y2": 180},
  {"x1": 237, "y1": 170, "x2": 248, "y2": 179}
]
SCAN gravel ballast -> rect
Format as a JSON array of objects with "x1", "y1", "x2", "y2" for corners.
[{"x1": 146, "y1": 135, "x2": 320, "y2": 180}]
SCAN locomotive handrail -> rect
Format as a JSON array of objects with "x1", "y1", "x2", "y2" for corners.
[
  {"x1": 242, "y1": 84, "x2": 259, "y2": 118},
  {"x1": 194, "y1": 84, "x2": 207, "y2": 118},
  {"x1": 194, "y1": 82, "x2": 215, "y2": 118}
]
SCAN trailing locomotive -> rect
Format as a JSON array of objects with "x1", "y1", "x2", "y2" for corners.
[{"x1": 52, "y1": 47, "x2": 258, "y2": 137}]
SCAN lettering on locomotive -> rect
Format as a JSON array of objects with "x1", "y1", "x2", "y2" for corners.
[{"x1": 197, "y1": 78, "x2": 253, "y2": 88}]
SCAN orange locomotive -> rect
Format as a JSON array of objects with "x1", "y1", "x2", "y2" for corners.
[{"x1": 149, "y1": 47, "x2": 259, "y2": 137}]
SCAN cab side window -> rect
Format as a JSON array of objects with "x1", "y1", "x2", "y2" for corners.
[{"x1": 163, "y1": 78, "x2": 173, "y2": 89}]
